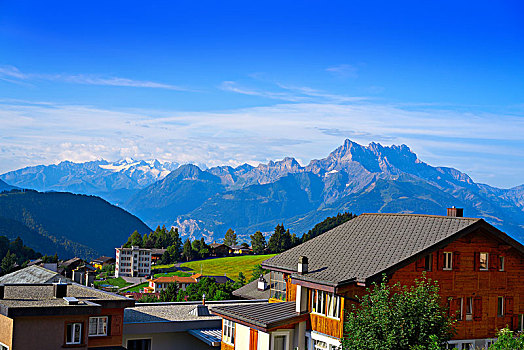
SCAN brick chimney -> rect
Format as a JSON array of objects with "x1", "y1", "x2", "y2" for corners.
[{"x1": 447, "y1": 207, "x2": 464, "y2": 217}]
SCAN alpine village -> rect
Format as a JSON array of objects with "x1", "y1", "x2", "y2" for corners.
[{"x1": 0, "y1": 140, "x2": 522, "y2": 350}]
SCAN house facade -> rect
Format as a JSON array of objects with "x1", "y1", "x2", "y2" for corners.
[
  {"x1": 115, "y1": 246, "x2": 151, "y2": 277},
  {"x1": 91, "y1": 256, "x2": 116, "y2": 270},
  {"x1": 0, "y1": 281, "x2": 134, "y2": 349},
  {"x1": 145, "y1": 275, "x2": 198, "y2": 293},
  {"x1": 213, "y1": 211, "x2": 524, "y2": 350}
]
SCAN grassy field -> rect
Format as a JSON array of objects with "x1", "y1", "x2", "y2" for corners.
[
  {"x1": 152, "y1": 263, "x2": 175, "y2": 269},
  {"x1": 122, "y1": 282, "x2": 148, "y2": 292},
  {"x1": 153, "y1": 271, "x2": 191, "y2": 278},
  {"x1": 94, "y1": 277, "x2": 131, "y2": 289},
  {"x1": 180, "y1": 254, "x2": 276, "y2": 281}
]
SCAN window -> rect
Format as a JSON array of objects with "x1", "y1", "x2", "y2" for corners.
[
  {"x1": 447, "y1": 341, "x2": 474, "y2": 349},
  {"x1": 127, "y1": 339, "x2": 151, "y2": 350},
  {"x1": 270, "y1": 271, "x2": 286, "y2": 301},
  {"x1": 518, "y1": 314, "x2": 523, "y2": 332},
  {"x1": 443, "y1": 252, "x2": 453, "y2": 270},
  {"x1": 273, "y1": 335, "x2": 287, "y2": 350},
  {"x1": 223, "y1": 319, "x2": 235, "y2": 345},
  {"x1": 0, "y1": 342, "x2": 8, "y2": 350},
  {"x1": 465, "y1": 297, "x2": 473, "y2": 321},
  {"x1": 479, "y1": 253, "x2": 488, "y2": 271},
  {"x1": 497, "y1": 297, "x2": 504, "y2": 317},
  {"x1": 314, "y1": 340, "x2": 328, "y2": 350},
  {"x1": 424, "y1": 254, "x2": 433, "y2": 271},
  {"x1": 66, "y1": 322, "x2": 82, "y2": 345},
  {"x1": 499, "y1": 256, "x2": 505, "y2": 271},
  {"x1": 89, "y1": 316, "x2": 108, "y2": 336},
  {"x1": 311, "y1": 290, "x2": 341, "y2": 319}
]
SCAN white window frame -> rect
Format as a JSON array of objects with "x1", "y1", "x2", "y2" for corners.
[
  {"x1": 89, "y1": 316, "x2": 108, "y2": 337},
  {"x1": 457, "y1": 297, "x2": 463, "y2": 321},
  {"x1": 497, "y1": 296, "x2": 504, "y2": 317},
  {"x1": 518, "y1": 314, "x2": 524, "y2": 332},
  {"x1": 223, "y1": 319, "x2": 235, "y2": 345},
  {"x1": 66, "y1": 322, "x2": 82, "y2": 345},
  {"x1": 311, "y1": 290, "x2": 341, "y2": 319},
  {"x1": 271, "y1": 330, "x2": 291, "y2": 350},
  {"x1": 447, "y1": 341, "x2": 474, "y2": 349},
  {"x1": 309, "y1": 331, "x2": 341, "y2": 350},
  {"x1": 443, "y1": 252, "x2": 453, "y2": 270},
  {"x1": 465, "y1": 297, "x2": 473, "y2": 321},
  {"x1": 0, "y1": 341, "x2": 9, "y2": 350},
  {"x1": 499, "y1": 256, "x2": 505, "y2": 271},
  {"x1": 479, "y1": 252, "x2": 489, "y2": 271}
]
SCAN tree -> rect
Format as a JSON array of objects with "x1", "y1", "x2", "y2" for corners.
[
  {"x1": 124, "y1": 230, "x2": 143, "y2": 247},
  {"x1": 224, "y1": 228, "x2": 238, "y2": 246},
  {"x1": 1, "y1": 251, "x2": 17, "y2": 275},
  {"x1": 248, "y1": 264, "x2": 269, "y2": 283},
  {"x1": 182, "y1": 238, "x2": 194, "y2": 261},
  {"x1": 160, "y1": 245, "x2": 181, "y2": 264},
  {"x1": 488, "y1": 328, "x2": 524, "y2": 349},
  {"x1": 342, "y1": 274, "x2": 455, "y2": 350},
  {"x1": 302, "y1": 212, "x2": 356, "y2": 242},
  {"x1": 233, "y1": 272, "x2": 246, "y2": 289},
  {"x1": 159, "y1": 283, "x2": 179, "y2": 302},
  {"x1": 250, "y1": 231, "x2": 267, "y2": 254}
]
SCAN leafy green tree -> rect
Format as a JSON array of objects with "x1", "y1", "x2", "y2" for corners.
[
  {"x1": 182, "y1": 238, "x2": 194, "y2": 261},
  {"x1": 233, "y1": 272, "x2": 246, "y2": 289},
  {"x1": 1, "y1": 251, "x2": 17, "y2": 275},
  {"x1": 160, "y1": 245, "x2": 181, "y2": 264},
  {"x1": 224, "y1": 228, "x2": 238, "y2": 246},
  {"x1": 159, "y1": 283, "x2": 179, "y2": 302},
  {"x1": 489, "y1": 328, "x2": 524, "y2": 349},
  {"x1": 250, "y1": 231, "x2": 266, "y2": 254},
  {"x1": 342, "y1": 274, "x2": 455, "y2": 350},
  {"x1": 124, "y1": 230, "x2": 143, "y2": 247},
  {"x1": 248, "y1": 264, "x2": 269, "y2": 283}
]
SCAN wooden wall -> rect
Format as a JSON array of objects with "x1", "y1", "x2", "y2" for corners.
[{"x1": 389, "y1": 228, "x2": 524, "y2": 340}]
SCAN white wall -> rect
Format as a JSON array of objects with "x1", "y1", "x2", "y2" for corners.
[
  {"x1": 235, "y1": 323, "x2": 250, "y2": 350},
  {"x1": 258, "y1": 331, "x2": 270, "y2": 350}
]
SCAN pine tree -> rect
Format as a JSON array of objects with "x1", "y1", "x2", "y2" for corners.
[
  {"x1": 250, "y1": 231, "x2": 266, "y2": 254},
  {"x1": 268, "y1": 224, "x2": 285, "y2": 253},
  {"x1": 224, "y1": 228, "x2": 238, "y2": 246},
  {"x1": 182, "y1": 238, "x2": 194, "y2": 261},
  {"x1": 1, "y1": 251, "x2": 17, "y2": 275}
]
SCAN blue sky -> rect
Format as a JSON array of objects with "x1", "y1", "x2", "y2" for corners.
[{"x1": 0, "y1": 1, "x2": 523, "y2": 188}]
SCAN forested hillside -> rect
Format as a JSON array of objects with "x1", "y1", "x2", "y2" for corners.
[{"x1": 0, "y1": 190, "x2": 151, "y2": 259}]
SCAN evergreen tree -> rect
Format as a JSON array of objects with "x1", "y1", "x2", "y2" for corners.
[
  {"x1": 280, "y1": 228, "x2": 292, "y2": 252},
  {"x1": 248, "y1": 264, "x2": 269, "y2": 283},
  {"x1": 267, "y1": 224, "x2": 285, "y2": 253},
  {"x1": 302, "y1": 212, "x2": 356, "y2": 242},
  {"x1": 250, "y1": 231, "x2": 266, "y2": 254},
  {"x1": 224, "y1": 228, "x2": 238, "y2": 246},
  {"x1": 182, "y1": 238, "x2": 194, "y2": 261},
  {"x1": 1, "y1": 251, "x2": 17, "y2": 275},
  {"x1": 159, "y1": 283, "x2": 179, "y2": 302},
  {"x1": 124, "y1": 230, "x2": 143, "y2": 247}
]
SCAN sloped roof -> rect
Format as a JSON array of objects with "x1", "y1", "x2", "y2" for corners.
[
  {"x1": 0, "y1": 265, "x2": 65, "y2": 284},
  {"x1": 92, "y1": 256, "x2": 114, "y2": 264},
  {"x1": 232, "y1": 273, "x2": 271, "y2": 300},
  {"x1": 150, "y1": 276, "x2": 197, "y2": 284},
  {"x1": 262, "y1": 213, "x2": 489, "y2": 286}
]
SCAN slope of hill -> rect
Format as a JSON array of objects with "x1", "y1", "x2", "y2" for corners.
[
  {"x1": 0, "y1": 190, "x2": 151, "y2": 259},
  {"x1": 0, "y1": 179, "x2": 17, "y2": 192},
  {"x1": 126, "y1": 140, "x2": 524, "y2": 243},
  {"x1": 0, "y1": 159, "x2": 178, "y2": 205}
]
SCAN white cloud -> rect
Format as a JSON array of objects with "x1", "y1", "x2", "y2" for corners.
[
  {"x1": 326, "y1": 64, "x2": 358, "y2": 78},
  {"x1": 0, "y1": 65, "x2": 189, "y2": 91},
  {"x1": 0, "y1": 99, "x2": 522, "y2": 188}
]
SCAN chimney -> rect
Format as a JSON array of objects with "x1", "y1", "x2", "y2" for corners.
[
  {"x1": 202, "y1": 293, "x2": 206, "y2": 306},
  {"x1": 53, "y1": 280, "x2": 68, "y2": 298},
  {"x1": 0, "y1": 284, "x2": 4, "y2": 299},
  {"x1": 298, "y1": 256, "x2": 308, "y2": 274},
  {"x1": 447, "y1": 207, "x2": 464, "y2": 217},
  {"x1": 257, "y1": 275, "x2": 268, "y2": 291}
]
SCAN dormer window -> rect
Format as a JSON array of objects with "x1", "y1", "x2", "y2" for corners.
[{"x1": 270, "y1": 271, "x2": 286, "y2": 301}]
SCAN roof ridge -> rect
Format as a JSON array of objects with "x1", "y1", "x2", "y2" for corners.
[{"x1": 359, "y1": 213, "x2": 480, "y2": 220}]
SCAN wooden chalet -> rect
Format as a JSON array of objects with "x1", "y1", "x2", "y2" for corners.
[{"x1": 212, "y1": 209, "x2": 524, "y2": 350}]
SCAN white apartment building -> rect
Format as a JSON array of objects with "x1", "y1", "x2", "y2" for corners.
[{"x1": 115, "y1": 246, "x2": 151, "y2": 277}]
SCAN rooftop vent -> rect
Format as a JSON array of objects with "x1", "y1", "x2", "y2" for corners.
[
  {"x1": 53, "y1": 280, "x2": 68, "y2": 298},
  {"x1": 189, "y1": 304, "x2": 211, "y2": 317},
  {"x1": 63, "y1": 297, "x2": 79, "y2": 305},
  {"x1": 257, "y1": 275, "x2": 268, "y2": 291},
  {"x1": 447, "y1": 207, "x2": 464, "y2": 217}
]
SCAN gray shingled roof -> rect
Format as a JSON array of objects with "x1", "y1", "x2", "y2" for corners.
[
  {"x1": 262, "y1": 213, "x2": 481, "y2": 286},
  {"x1": 232, "y1": 273, "x2": 271, "y2": 300},
  {"x1": 0, "y1": 265, "x2": 65, "y2": 284},
  {"x1": 212, "y1": 302, "x2": 306, "y2": 331}
]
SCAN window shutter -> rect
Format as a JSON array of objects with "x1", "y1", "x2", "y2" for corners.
[
  {"x1": 110, "y1": 315, "x2": 122, "y2": 336},
  {"x1": 511, "y1": 315, "x2": 519, "y2": 331},
  {"x1": 473, "y1": 297, "x2": 482, "y2": 321},
  {"x1": 489, "y1": 253, "x2": 498, "y2": 271},
  {"x1": 415, "y1": 258, "x2": 425, "y2": 271},
  {"x1": 437, "y1": 250, "x2": 444, "y2": 270},
  {"x1": 449, "y1": 297, "x2": 460, "y2": 318},
  {"x1": 505, "y1": 297, "x2": 514, "y2": 316},
  {"x1": 473, "y1": 252, "x2": 479, "y2": 271},
  {"x1": 454, "y1": 251, "x2": 461, "y2": 271}
]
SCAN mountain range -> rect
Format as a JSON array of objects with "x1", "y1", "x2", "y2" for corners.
[
  {"x1": 1, "y1": 140, "x2": 523, "y2": 244},
  {"x1": 0, "y1": 158, "x2": 178, "y2": 206}
]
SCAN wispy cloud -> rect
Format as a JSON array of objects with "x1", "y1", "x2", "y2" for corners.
[
  {"x1": 220, "y1": 81, "x2": 368, "y2": 104},
  {"x1": 0, "y1": 99, "x2": 522, "y2": 188},
  {"x1": 326, "y1": 64, "x2": 358, "y2": 78},
  {"x1": 0, "y1": 65, "x2": 189, "y2": 91}
]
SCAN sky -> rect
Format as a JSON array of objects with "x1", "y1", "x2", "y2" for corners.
[{"x1": 0, "y1": 1, "x2": 523, "y2": 188}]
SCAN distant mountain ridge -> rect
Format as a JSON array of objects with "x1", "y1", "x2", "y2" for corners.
[
  {"x1": 0, "y1": 158, "x2": 178, "y2": 205},
  {"x1": 2, "y1": 140, "x2": 523, "y2": 244},
  {"x1": 0, "y1": 189, "x2": 151, "y2": 259}
]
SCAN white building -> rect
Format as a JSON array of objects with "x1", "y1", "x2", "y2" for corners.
[{"x1": 115, "y1": 246, "x2": 151, "y2": 277}]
